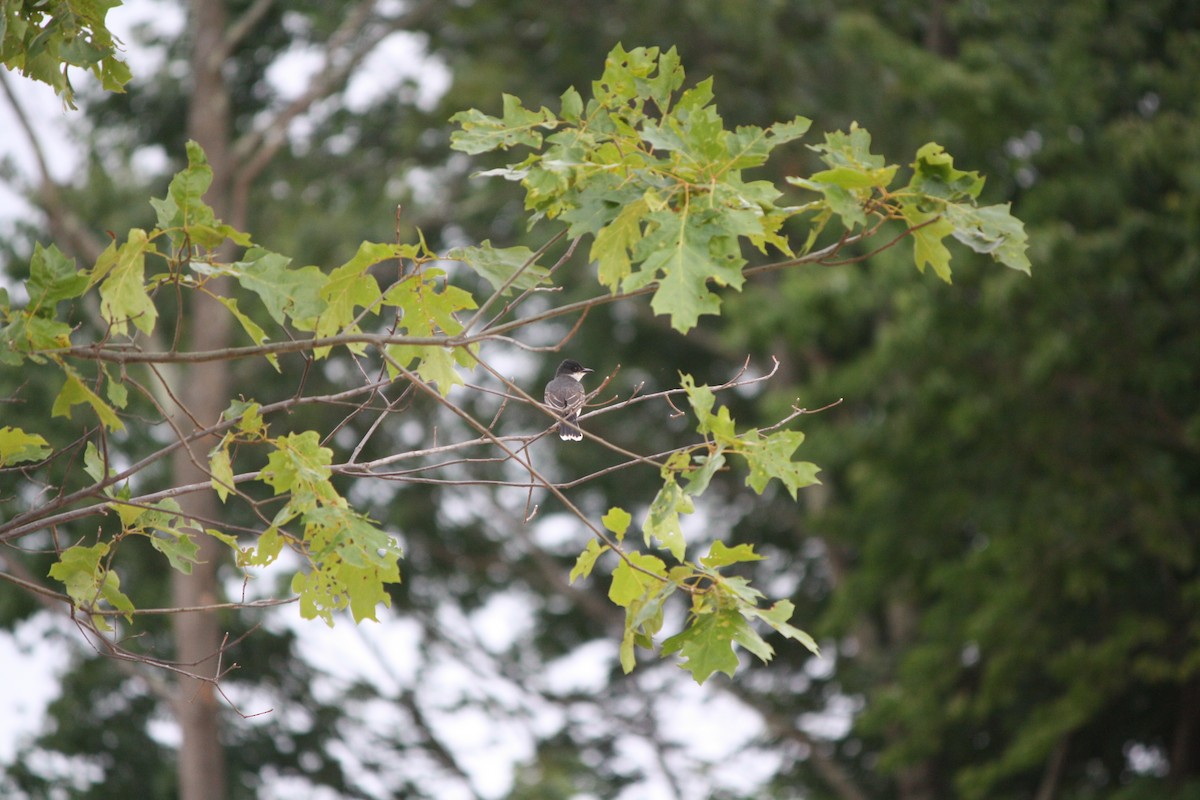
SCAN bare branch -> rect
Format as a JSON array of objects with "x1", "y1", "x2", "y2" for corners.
[{"x1": 221, "y1": 0, "x2": 275, "y2": 56}]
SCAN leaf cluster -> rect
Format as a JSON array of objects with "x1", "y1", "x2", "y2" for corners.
[
  {"x1": 0, "y1": 44, "x2": 1031, "y2": 688},
  {"x1": 451, "y1": 44, "x2": 1029, "y2": 334},
  {"x1": 0, "y1": 0, "x2": 131, "y2": 107}
]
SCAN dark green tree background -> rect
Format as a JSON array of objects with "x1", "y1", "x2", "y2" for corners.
[{"x1": 1, "y1": 1, "x2": 1197, "y2": 799}]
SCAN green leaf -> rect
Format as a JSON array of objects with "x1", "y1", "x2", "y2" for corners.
[
  {"x1": 742, "y1": 430, "x2": 821, "y2": 499},
  {"x1": 98, "y1": 228, "x2": 158, "y2": 336},
  {"x1": 291, "y1": 568, "x2": 339, "y2": 626},
  {"x1": 1, "y1": 0, "x2": 130, "y2": 105},
  {"x1": 559, "y1": 86, "x2": 584, "y2": 121},
  {"x1": 447, "y1": 241, "x2": 551, "y2": 295},
  {"x1": 312, "y1": 242, "x2": 387, "y2": 357},
  {"x1": 809, "y1": 123, "x2": 887, "y2": 171},
  {"x1": 944, "y1": 203, "x2": 1032, "y2": 275},
  {"x1": 681, "y1": 374, "x2": 715, "y2": 423},
  {"x1": 48, "y1": 542, "x2": 109, "y2": 604},
  {"x1": 570, "y1": 539, "x2": 607, "y2": 584},
  {"x1": 730, "y1": 614, "x2": 775, "y2": 663},
  {"x1": 149, "y1": 141, "x2": 249, "y2": 248},
  {"x1": 53, "y1": 367, "x2": 124, "y2": 431},
  {"x1": 103, "y1": 369, "x2": 128, "y2": 408},
  {"x1": 661, "y1": 609, "x2": 743, "y2": 683},
  {"x1": 0, "y1": 426, "x2": 51, "y2": 466},
  {"x1": 642, "y1": 211, "x2": 745, "y2": 333},
  {"x1": 642, "y1": 104, "x2": 727, "y2": 165},
  {"x1": 16, "y1": 314, "x2": 73, "y2": 353},
  {"x1": 593, "y1": 44, "x2": 674, "y2": 110},
  {"x1": 747, "y1": 600, "x2": 820, "y2": 655},
  {"x1": 618, "y1": 577, "x2": 676, "y2": 674},
  {"x1": 224, "y1": 399, "x2": 265, "y2": 436},
  {"x1": 304, "y1": 506, "x2": 400, "y2": 569},
  {"x1": 681, "y1": 374, "x2": 736, "y2": 442},
  {"x1": 83, "y1": 441, "x2": 109, "y2": 484},
  {"x1": 808, "y1": 164, "x2": 899, "y2": 190},
  {"x1": 902, "y1": 206, "x2": 957, "y2": 282},
  {"x1": 790, "y1": 124, "x2": 896, "y2": 231},
  {"x1": 97, "y1": 571, "x2": 136, "y2": 628},
  {"x1": 382, "y1": 269, "x2": 476, "y2": 338},
  {"x1": 25, "y1": 243, "x2": 86, "y2": 309},
  {"x1": 720, "y1": 574, "x2": 766, "y2": 606},
  {"x1": 643, "y1": 479, "x2": 692, "y2": 561},
  {"x1": 683, "y1": 452, "x2": 725, "y2": 497},
  {"x1": 450, "y1": 93, "x2": 558, "y2": 155},
  {"x1": 909, "y1": 142, "x2": 985, "y2": 202},
  {"x1": 701, "y1": 541, "x2": 765, "y2": 568},
  {"x1": 148, "y1": 527, "x2": 201, "y2": 574},
  {"x1": 231, "y1": 248, "x2": 327, "y2": 328},
  {"x1": 206, "y1": 528, "x2": 242, "y2": 553},
  {"x1": 788, "y1": 176, "x2": 868, "y2": 230},
  {"x1": 724, "y1": 115, "x2": 812, "y2": 170}
]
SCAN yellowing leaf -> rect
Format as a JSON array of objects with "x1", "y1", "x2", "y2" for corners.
[
  {"x1": 215, "y1": 296, "x2": 278, "y2": 370},
  {"x1": 239, "y1": 526, "x2": 284, "y2": 568},
  {"x1": 386, "y1": 344, "x2": 465, "y2": 396},
  {"x1": 0, "y1": 426, "x2": 51, "y2": 466},
  {"x1": 601, "y1": 507, "x2": 633, "y2": 538},
  {"x1": 48, "y1": 541, "x2": 134, "y2": 628},
  {"x1": 52, "y1": 368, "x2": 124, "y2": 431},
  {"x1": 591, "y1": 199, "x2": 647, "y2": 290},
  {"x1": 312, "y1": 242, "x2": 388, "y2": 356},
  {"x1": 98, "y1": 228, "x2": 158, "y2": 336},
  {"x1": 261, "y1": 431, "x2": 336, "y2": 506},
  {"x1": 208, "y1": 438, "x2": 235, "y2": 502},
  {"x1": 570, "y1": 539, "x2": 608, "y2": 583},
  {"x1": 701, "y1": 541, "x2": 764, "y2": 569},
  {"x1": 608, "y1": 552, "x2": 667, "y2": 608}
]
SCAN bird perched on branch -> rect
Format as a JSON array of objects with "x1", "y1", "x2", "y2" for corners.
[{"x1": 544, "y1": 359, "x2": 593, "y2": 441}]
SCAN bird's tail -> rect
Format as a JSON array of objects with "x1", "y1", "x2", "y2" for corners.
[{"x1": 558, "y1": 415, "x2": 583, "y2": 441}]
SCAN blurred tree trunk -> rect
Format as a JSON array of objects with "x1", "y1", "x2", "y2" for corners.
[
  {"x1": 1172, "y1": 680, "x2": 1200, "y2": 785},
  {"x1": 170, "y1": 1, "x2": 236, "y2": 798}
]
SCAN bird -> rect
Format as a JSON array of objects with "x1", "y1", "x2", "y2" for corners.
[{"x1": 543, "y1": 359, "x2": 593, "y2": 441}]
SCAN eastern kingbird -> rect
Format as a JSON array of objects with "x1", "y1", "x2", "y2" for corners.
[{"x1": 544, "y1": 359, "x2": 593, "y2": 441}]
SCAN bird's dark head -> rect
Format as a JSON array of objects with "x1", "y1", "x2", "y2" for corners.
[{"x1": 556, "y1": 359, "x2": 593, "y2": 380}]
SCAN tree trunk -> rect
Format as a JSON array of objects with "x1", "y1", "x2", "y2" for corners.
[
  {"x1": 171, "y1": 1, "x2": 235, "y2": 798},
  {"x1": 1171, "y1": 679, "x2": 1200, "y2": 785}
]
